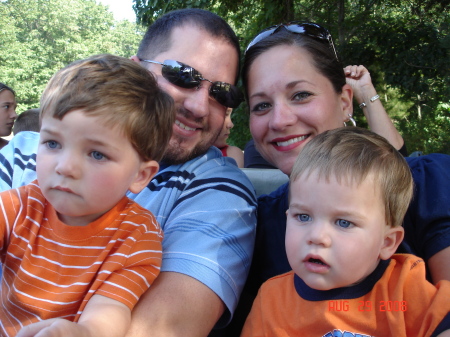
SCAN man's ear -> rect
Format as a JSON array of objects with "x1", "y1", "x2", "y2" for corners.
[
  {"x1": 128, "y1": 160, "x2": 159, "y2": 194},
  {"x1": 340, "y1": 83, "x2": 354, "y2": 122},
  {"x1": 380, "y1": 226, "x2": 405, "y2": 260}
]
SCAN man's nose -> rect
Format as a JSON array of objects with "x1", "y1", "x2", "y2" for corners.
[{"x1": 183, "y1": 86, "x2": 211, "y2": 119}]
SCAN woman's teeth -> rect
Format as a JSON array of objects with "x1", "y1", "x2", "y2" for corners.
[{"x1": 276, "y1": 135, "x2": 307, "y2": 147}]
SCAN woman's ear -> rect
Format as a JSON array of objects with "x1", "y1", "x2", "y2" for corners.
[
  {"x1": 380, "y1": 226, "x2": 405, "y2": 260},
  {"x1": 340, "y1": 83, "x2": 354, "y2": 122},
  {"x1": 128, "y1": 160, "x2": 159, "y2": 194}
]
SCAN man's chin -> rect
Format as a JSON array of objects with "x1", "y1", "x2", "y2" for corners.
[{"x1": 161, "y1": 142, "x2": 211, "y2": 165}]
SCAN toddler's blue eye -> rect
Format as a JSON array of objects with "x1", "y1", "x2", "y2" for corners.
[
  {"x1": 297, "y1": 214, "x2": 312, "y2": 222},
  {"x1": 46, "y1": 140, "x2": 59, "y2": 149},
  {"x1": 91, "y1": 151, "x2": 105, "y2": 160},
  {"x1": 336, "y1": 219, "x2": 352, "y2": 228}
]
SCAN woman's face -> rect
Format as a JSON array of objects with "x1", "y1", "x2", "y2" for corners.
[
  {"x1": 0, "y1": 89, "x2": 17, "y2": 137},
  {"x1": 247, "y1": 45, "x2": 352, "y2": 175}
]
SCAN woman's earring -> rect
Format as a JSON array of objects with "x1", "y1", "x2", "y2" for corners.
[{"x1": 344, "y1": 114, "x2": 356, "y2": 127}]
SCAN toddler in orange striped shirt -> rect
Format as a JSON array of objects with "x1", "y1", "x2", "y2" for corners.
[{"x1": 0, "y1": 54, "x2": 174, "y2": 337}]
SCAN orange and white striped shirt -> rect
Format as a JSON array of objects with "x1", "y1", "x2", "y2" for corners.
[{"x1": 0, "y1": 180, "x2": 163, "y2": 336}]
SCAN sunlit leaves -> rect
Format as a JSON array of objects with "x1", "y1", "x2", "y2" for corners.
[
  {"x1": 131, "y1": 0, "x2": 449, "y2": 153},
  {"x1": 0, "y1": 0, "x2": 144, "y2": 113}
]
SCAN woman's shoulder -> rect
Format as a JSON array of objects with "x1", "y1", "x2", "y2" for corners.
[
  {"x1": 258, "y1": 181, "x2": 289, "y2": 203},
  {"x1": 406, "y1": 153, "x2": 450, "y2": 183},
  {"x1": 406, "y1": 153, "x2": 450, "y2": 169},
  {"x1": 257, "y1": 182, "x2": 289, "y2": 221}
]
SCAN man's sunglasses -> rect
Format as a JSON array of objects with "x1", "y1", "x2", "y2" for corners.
[
  {"x1": 245, "y1": 22, "x2": 338, "y2": 61},
  {"x1": 139, "y1": 59, "x2": 244, "y2": 108}
]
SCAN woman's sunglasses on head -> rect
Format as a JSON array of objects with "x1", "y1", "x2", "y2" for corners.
[
  {"x1": 139, "y1": 59, "x2": 244, "y2": 108},
  {"x1": 245, "y1": 22, "x2": 338, "y2": 61}
]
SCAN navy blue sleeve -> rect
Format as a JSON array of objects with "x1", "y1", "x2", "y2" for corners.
[{"x1": 401, "y1": 154, "x2": 450, "y2": 261}]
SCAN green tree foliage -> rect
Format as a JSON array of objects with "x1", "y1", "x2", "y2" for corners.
[
  {"x1": 134, "y1": 0, "x2": 449, "y2": 154},
  {"x1": 0, "y1": 0, "x2": 144, "y2": 113}
]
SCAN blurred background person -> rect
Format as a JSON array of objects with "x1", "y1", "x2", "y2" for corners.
[
  {"x1": 0, "y1": 83, "x2": 18, "y2": 149},
  {"x1": 214, "y1": 108, "x2": 244, "y2": 167},
  {"x1": 13, "y1": 108, "x2": 40, "y2": 135}
]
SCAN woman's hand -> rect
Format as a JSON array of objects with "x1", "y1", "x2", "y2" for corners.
[
  {"x1": 344, "y1": 65, "x2": 376, "y2": 105},
  {"x1": 343, "y1": 65, "x2": 404, "y2": 151}
]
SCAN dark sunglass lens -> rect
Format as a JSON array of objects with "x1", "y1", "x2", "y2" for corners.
[
  {"x1": 161, "y1": 61, "x2": 200, "y2": 88},
  {"x1": 210, "y1": 83, "x2": 244, "y2": 108},
  {"x1": 305, "y1": 24, "x2": 328, "y2": 39},
  {"x1": 293, "y1": 23, "x2": 337, "y2": 60}
]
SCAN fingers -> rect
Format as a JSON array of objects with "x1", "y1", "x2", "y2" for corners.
[
  {"x1": 344, "y1": 65, "x2": 368, "y2": 78},
  {"x1": 16, "y1": 319, "x2": 74, "y2": 337},
  {"x1": 16, "y1": 320, "x2": 53, "y2": 337}
]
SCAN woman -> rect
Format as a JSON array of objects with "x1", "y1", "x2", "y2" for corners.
[
  {"x1": 0, "y1": 83, "x2": 18, "y2": 149},
  {"x1": 226, "y1": 22, "x2": 450, "y2": 335},
  {"x1": 214, "y1": 108, "x2": 244, "y2": 167}
]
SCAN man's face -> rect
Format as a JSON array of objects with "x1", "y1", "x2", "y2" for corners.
[{"x1": 138, "y1": 25, "x2": 239, "y2": 164}]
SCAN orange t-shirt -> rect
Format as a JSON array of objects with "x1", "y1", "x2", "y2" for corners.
[
  {"x1": 242, "y1": 255, "x2": 450, "y2": 337},
  {"x1": 0, "y1": 181, "x2": 163, "y2": 336}
]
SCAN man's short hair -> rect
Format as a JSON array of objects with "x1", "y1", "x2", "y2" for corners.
[{"x1": 137, "y1": 8, "x2": 241, "y2": 84}]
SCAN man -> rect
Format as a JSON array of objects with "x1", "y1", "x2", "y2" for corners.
[{"x1": 0, "y1": 9, "x2": 257, "y2": 337}]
